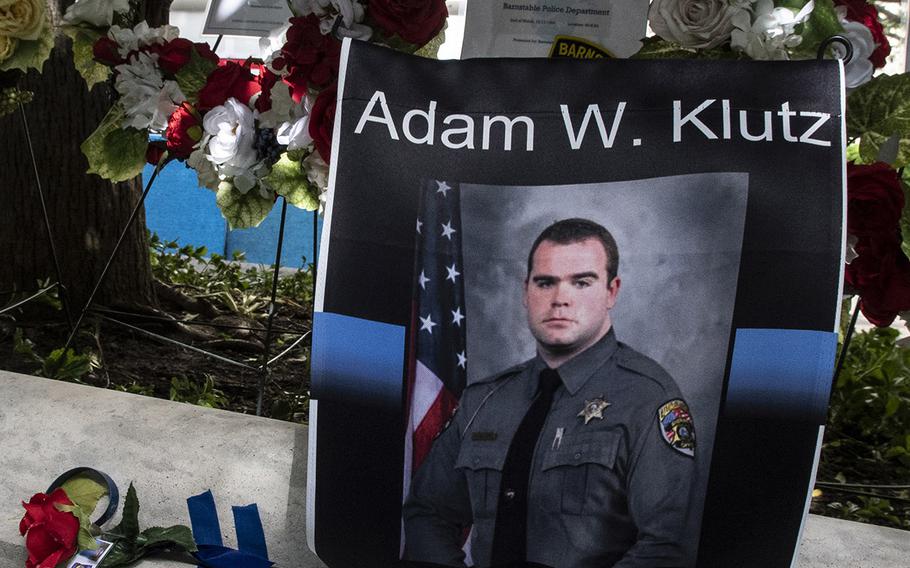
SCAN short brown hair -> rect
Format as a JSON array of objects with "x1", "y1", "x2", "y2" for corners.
[{"x1": 526, "y1": 218, "x2": 619, "y2": 281}]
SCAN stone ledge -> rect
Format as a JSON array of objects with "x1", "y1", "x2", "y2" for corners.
[{"x1": 1, "y1": 370, "x2": 907, "y2": 567}]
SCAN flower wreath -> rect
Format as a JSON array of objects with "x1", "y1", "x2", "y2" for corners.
[
  {"x1": 0, "y1": 0, "x2": 54, "y2": 117},
  {"x1": 64, "y1": 0, "x2": 448, "y2": 230}
]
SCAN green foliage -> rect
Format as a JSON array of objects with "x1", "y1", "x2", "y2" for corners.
[
  {"x1": 632, "y1": 36, "x2": 740, "y2": 60},
  {"x1": 846, "y1": 73, "x2": 910, "y2": 167},
  {"x1": 784, "y1": 0, "x2": 844, "y2": 59},
  {"x1": 113, "y1": 381, "x2": 155, "y2": 397},
  {"x1": 63, "y1": 26, "x2": 111, "y2": 89},
  {"x1": 60, "y1": 476, "x2": 108, "y2": 516},
  {"x1": 175, "y1": 48, "x2": 218, "y2": 105},
  {"x1": 55, "y1": 502, "x2": 99, "y2": 552},
  {"x1": 99, "y1": 483, "x2": 196, "y2": 568},
  {"x1": 270, "y1": 389, "x2": 310, "y2": 422},
  {"x1": 169, "y1": 375, "x2": 228, "y2": 408},
  {"x1": 819, "y1": 324, "x2": 910, "y2": 528},
  {"x1": 414, "y1": 22, "x2": 447, "y2": 59},
  {"x1": 13, "y1": 329, "x2": 97, "y2": 381},
  {"x1": 266, "y1": 153, "x2": 320, "y2": 211},
  {"x1": 82, "y1": 104, "x2": 150, "y2": 182},
  {"x1": 216, "y1": 182, "x2": 275, "y2": 229}
]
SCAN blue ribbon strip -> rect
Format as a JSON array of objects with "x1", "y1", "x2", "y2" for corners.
[{"x1": 186, "y1": 491, "x2": 273, "y2": 568}]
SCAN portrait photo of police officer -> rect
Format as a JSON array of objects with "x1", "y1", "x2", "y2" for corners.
[{"x1": 404, "y1": 217, "x2": 700, "y2": 568}]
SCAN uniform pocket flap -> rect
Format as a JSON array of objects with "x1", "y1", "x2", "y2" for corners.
[
  {"x1": 541, "y1": 430, "x2": 621, "y2": 471},
  {"x1": 455, "y1": 444, "x2": 507, "y2": 471}
]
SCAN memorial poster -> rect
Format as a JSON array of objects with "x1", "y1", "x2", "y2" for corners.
[
  {"x1": 203, "y1": 0, "x2": 292, "y2": 37},
  {"x1": 309, "y1": 39, "x2": 845, "y2": 568},
  {"x1": 461, "y1": 0, "x2": 648, "y2": 58}
]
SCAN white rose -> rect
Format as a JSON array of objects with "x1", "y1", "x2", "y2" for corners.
[
  {"x1": 0, "y1": 34, "x2": 17, "y2": 64},
  {"x1": 649, "y1": 0, "x2": 745, "y2": 49},
  {"x1": 0, "y1": 0, "x2": 44, "y2": 41},
  {"x1": 203, "y1": 98, "x2": 258, "y2": 171},
  {"x1": 837, "y1": 20, "x2": 875, "y2": 88},
  {"x1": 64, "y1": 0, "x2": 130, "y2": 27}
]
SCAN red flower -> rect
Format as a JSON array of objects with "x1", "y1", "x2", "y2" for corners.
[
  {"x1": 149, "y1": 38, "x2": 219, "y2": 76},
  {"x1": 309, "y1": 82, "x2": 337, "y2": 162},
  {"x1": 835, "y1": 0, "x2": 891, "y2": 68},
  {"x1": 165, "y1": 104, "x2": 202, "y2": 160},
  {"x1": 848, "y1": 242, "x2": 910, "y2": 326},
  {"x1": 847, "y1": 162, "x2": 904, "y2": 238},
  {"x1": 146, "y1": 141, "x2": 167, "y2": 165},
  {"x1": 196, "y1": 62, "x2": 261, "y2": 111},
  {"x1": 92, "y1": 36, "x2": 124, "y2": 66},
  {"x1": 256, "y1": 69, "x2": 280, "y2": 113},
  {"x1": 19, "y1": 489, "x2": 79, "y2": 568},
  {"x1": 368, "y1": 0, "x2": 447, "y2": 46},
  {"x1": 278, "y1": 15, "x2": 341, "y2": 101}
]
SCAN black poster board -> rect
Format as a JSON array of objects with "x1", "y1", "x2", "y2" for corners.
[{"x1": 309, "y1": 39, "x2": 844, "y2": 568}]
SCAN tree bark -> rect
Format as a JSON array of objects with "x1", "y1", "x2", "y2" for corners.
[{"x1": 0, "y1": 1, "x2": 172, "y2": 316}]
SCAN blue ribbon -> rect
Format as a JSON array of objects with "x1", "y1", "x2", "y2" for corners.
[{"x1": 187, "y1": 491, "x2": 273, "y2": 568}]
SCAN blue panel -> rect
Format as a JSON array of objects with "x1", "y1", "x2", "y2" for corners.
[
  {"x1": 143, "y1": 162, "x2": 227, "y2": 254},
  {"x1": 311, "y1": 312, "x2": 405, "y2": 410},
  {"x1": 725, "y1": 328, "x2": 837, "y2": 423},
  {"x1": 226, "y1": 204, "x2": 323, "y2": 268}
]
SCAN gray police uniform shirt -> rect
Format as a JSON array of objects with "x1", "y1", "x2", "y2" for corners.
[{"x1": 403, "y1": 329, "x2": 697, "y2": 568}]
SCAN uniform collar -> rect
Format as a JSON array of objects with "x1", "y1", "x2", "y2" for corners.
[{"x1": 535, "y1": 329, "x2": 619, "y2": 396}]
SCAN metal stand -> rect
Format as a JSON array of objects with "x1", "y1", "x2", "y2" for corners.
[{"x1": 0, "y1": 102, "x2": 74, "y2": 331}]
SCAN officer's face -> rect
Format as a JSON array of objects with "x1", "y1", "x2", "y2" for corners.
[{"x1": 524, "y1": 238, "x2": 620, "y2": 363}]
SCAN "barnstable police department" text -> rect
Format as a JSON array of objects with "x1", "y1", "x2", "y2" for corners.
[
  {"x1": 353, "y1": 91, "x2": 833, "y2": 150},
  {"x1": 501, "y1": 3, "x2": 610, "y2": 16}
]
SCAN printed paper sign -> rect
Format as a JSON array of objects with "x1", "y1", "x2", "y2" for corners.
[
  {"x1": 461, "y1": 0, "x2": 647, "y2": 58},
  {"x1": 203, "y1": 0, "x2": 292, "y2": 37}
]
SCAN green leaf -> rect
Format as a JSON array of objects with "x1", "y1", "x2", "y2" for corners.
[
  {"x1": 56, "y1": 503, "x2": 98, "y2": 552},
  {"x1": 885, "y1": 394, "x2": 901, "y2": 416},
  {"x1": 847, "y1": 73, "x2": 910, "y2": 166},
  {"x1": 216, "y1": 182, "x2": 275, "y2": 229},
  {"x1": 175, "y1": 47, "x2": 218, "y2": 105},
  {"x1": 60, "y1": 475, "x2": 107, "y2": 515},
  {"x1": 0, "y1": 20, "x2": 53, "y2": 73},
  {"x1": 82, "y1": 104, "x2": 149, "y2": 182},
  {"x1": 62, "y1": 26, "x2": 111, "y2": 90},
  {"x1": 114, "y1": 483, "x2": 140, "y2": 540},
  {"x1": 41, "y1": 347, "x2": 93, "y2": 380},
  {"x1": 784, "y1": 0, "x2": 844, "y2": 59},
  {"x1": 632, "y1": 36, "x2": 738, "y2": 60},
  {"x1": 97, "y1": 540, "x2": 138, "y2": 568},
  {"x1": 414, "y1": 21, "x2": 447, "y2": 59},
  {"x1": 140, "y1": 525, "x2": 197, "y2": 552},
  {"x1": 265, "y1": 153, "x2": 319, "y2": 211}
]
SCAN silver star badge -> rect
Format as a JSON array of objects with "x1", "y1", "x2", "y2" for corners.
[{"x1": 578, "y1": 397, "x2": 611, "y2": 424}]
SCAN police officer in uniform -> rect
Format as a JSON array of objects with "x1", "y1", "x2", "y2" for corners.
[{"x1": 403, "y1": 218, "x2": 697, "y2": 568}]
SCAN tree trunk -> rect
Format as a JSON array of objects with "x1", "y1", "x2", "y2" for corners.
[{"x1": 0, "y1": 1, "x2": 172, "y2": 317}]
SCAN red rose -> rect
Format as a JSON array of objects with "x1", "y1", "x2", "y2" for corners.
[
  {"x1": 146, "y1": 141, "x2": 167, "y2": 165},
  {"x1": 847, "y1": 162, "x2": 904, "y2": 238},
  {"x1": 853, "y1": 244, "x2": 910, "y2": 326},
  {"x1": 309, "y1": 82, "x2": 337, "y2": 162},
  {"x1": 256, "y1": 69, "x2": 280, "y2": 113},
  {"x1": 279, "y1": 15, "x2": 341, "y2": 100},
  {"x1": 19, "y1": 489, "x2": 79, "y2": 568},
  {"x1": 165, "y1": 104, "x2": 202, "y2": 160},
  {"x1": 368, "y1": 0, "x2": 447, "y2": 46},
  {"x1": 149, "y1": 38, "x2": 219, "y2": 76},
  {"x1": 92, "y1": 36, "x2": 123, "y2": 66},
  {"x1": 835, "y1": 0, "x2": 891, "y2": 68},
  {"x1": 196, "y1": 62, "x2": 261, "y2": 111}
]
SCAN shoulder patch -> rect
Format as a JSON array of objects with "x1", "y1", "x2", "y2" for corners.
[{"x1": 657, "y1": 399, "x2": 696, "y2": 457}]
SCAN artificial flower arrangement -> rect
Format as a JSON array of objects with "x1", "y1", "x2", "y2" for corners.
[
  {"x1": 0, "y1": 0, "x2": 54, "y2": 116},
  {"x1": 641, "y1": 0, "x2": 910, "y2": 327},
  {"x1": 60, "y1": 0, "x2": 447, "y2": 230}
]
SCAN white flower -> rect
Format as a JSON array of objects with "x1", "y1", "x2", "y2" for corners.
[
  {"x1": 303, "y1": 150, "x2": 329, "y2": 193},
  {"x1": 288, "y1": 0, "x2": 371, "y2": 39},
  {"x1": 63, "y1": 0, "x2": 130, "y2": 27},
  {"x1": 259, "y1": 22, "x2": 291, "y2": 62},
  {"x1": 731, "y1": 0, "x2": 814, "y2": 60},
  {"x1": 649, "y1": 0, "x2": 748, "y2": 49},
  {"x1": 203, "y1": 98, "x2": 258, "y2": 172},
  {"x1": 114, "y1": 51, "x2": 186, "y2": 131},
  {"x1": 188, "y1": 148, "x2": 220, "y2": 190},
  {"x1": 845, "y1": 234, "x2": 859, "y2": 264},
  {"x1": 836, "y1": 19, "x2": 875, "y2": 88},
  {"x1": 258, "y1": 83, "x2": 313, "y2": 151},
  {"x1": 108, "y1": 22, "x2": 180, "y2": 59}
]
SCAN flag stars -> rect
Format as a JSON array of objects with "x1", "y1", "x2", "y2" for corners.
[
  {"x1": 420, "y1": 314, "x2": 437, "y2": 334},
  {"x1": 457, "y1": 351, "x2": 467, "y2": 369},
  {"x1": 436, "y1": 181, "x2": 451, "y2": 197},
  {"x1": 418, "y1": 270, "x2": 430, "y2": 289},
  {"x1": 446, "y1": 263, "x2": 460, "y2": 282},
  {"x1": 441, "y1": 221, "x2": 456, "y2": 240},
  {"x1": 452, "y1": 307, "x2": 464, "y2": 327}
]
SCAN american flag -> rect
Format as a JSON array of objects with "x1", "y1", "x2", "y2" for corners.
[{"x1": 403, "y1": 179, "x2": 468, "y2": 488}]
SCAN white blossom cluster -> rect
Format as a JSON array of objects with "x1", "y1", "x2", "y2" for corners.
[
  {"x1": 288, "y1": 0, "x2": 372, "y2": 40},
  {"x1": 114, "y1": 50, "x2": 185, "y2": 131}
]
